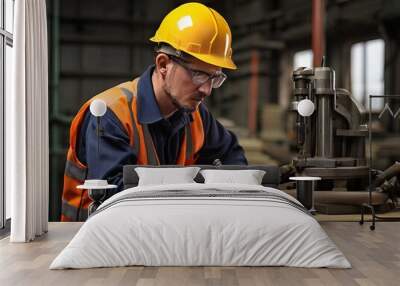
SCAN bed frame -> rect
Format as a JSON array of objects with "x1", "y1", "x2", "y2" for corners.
[{"x1": 123, "y1": 165, "x2": 281, "y2": 189}]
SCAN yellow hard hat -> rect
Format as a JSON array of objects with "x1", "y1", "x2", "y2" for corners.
[{"x1": 150, "y1": 2, "x2": 237, "y2": 70}]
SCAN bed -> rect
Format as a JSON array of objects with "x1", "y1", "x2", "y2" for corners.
[{"x1": 50, "y1": 165, "x2": 351, "y2": 269}]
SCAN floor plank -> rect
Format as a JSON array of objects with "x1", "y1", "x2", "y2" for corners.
[{"x1": 0, "y1": 222, "x2": 399, "y2": 286}]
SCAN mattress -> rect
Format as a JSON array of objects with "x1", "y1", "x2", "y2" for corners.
[{"x1": 50, "y1": 183, "x2": 351, "y2": 269}]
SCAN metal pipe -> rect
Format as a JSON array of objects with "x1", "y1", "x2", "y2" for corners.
[
  {"x1": 316, "y1": 95, "x2": 332, "y2": 157},
  {"x1": 312, "y1": 0, "x2": 325, "y2": 67},
  {"x1": 371, "y1": 161, "x2": 400, "y2": 188},
  {"x1": 248, "y1": 49, "x2": 260, "y2": 136},
  {"x1": 286, "y1": 189, "x2": 388, "y2": 206},
  {"x1": 314, "y1": 67, "x2": 335, "y2": 158}
]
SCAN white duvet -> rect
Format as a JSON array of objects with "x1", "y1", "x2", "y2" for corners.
[{"x1": 50, "y1": 183, "x2": 351, "y2": 269}]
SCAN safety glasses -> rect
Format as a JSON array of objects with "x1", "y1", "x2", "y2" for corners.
[{"x1": 169, "y1": 56, "x2": 227, "y2": 89}]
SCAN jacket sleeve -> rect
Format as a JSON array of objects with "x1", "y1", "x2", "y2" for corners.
[
  {"x1": 196, "y1": 104, "x2": 248, "y2": 165},
  {"x1": 76, "y1": 109, "x2": 137, "y2": 196}
]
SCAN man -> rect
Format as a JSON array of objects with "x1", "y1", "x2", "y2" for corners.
[{"x1": 61, "y1": 2, "x2": 247, "y2": 221}]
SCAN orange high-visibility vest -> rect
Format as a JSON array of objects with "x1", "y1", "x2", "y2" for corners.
[{"x1": 61, "y1": 79, "x2": 205, "y2": 221}]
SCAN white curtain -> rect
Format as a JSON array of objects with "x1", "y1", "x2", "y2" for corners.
[{"x1": 7, "y1": 0, "x2": 49, "y2": 242}]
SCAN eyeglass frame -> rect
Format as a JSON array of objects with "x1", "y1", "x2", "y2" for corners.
[{"x1": 166, "y1": 55, "x2": 228, "y2": 89}]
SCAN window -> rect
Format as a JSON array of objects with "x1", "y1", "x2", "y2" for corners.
[
  {"x1": 293, "y1": 50, "x2": 313, "y2": 69},
  {"x1": 1, "y1": 0, "x2": 14, "y2": 231},
  {"x1": 351, "y1": 39, "x2": 385, "y2": 111}
]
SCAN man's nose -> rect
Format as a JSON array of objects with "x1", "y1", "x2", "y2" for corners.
[{"x1": 198, "y1": 80, "x2": 212, "y2": 96}]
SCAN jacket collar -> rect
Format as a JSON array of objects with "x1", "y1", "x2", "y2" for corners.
[{"x1": 136, "y1": 65, "x2": 163, "y2": 124}]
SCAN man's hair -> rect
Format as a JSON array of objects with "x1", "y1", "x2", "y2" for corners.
[{"x1": 153, "y1": 43, "x2": 193, "y2": 61}]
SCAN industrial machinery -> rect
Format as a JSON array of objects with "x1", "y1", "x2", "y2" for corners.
[
  {"x1": 285, "y1": 65, "x2": 400, "y2": 223},
  {"x1": 291, "y1": 64, "x2": 369, "y2": 190}
]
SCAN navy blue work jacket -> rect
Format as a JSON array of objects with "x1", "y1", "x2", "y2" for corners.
[{"x1": 76, "y1": 66, "x2": 247, "y2": 195}]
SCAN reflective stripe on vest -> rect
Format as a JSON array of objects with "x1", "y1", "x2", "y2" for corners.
[
  {"x1": 61, "y1": 199, "x2": 88, "y2": 221},
  {"x1": 65, "y1": 160, "x2": 87, "y2": 181},
  {"x1": 121, "y1": 86, "x2": 159, "y2": 164},
  {"x1": 120, "y1": 87, "x2": 140, "y2": 155},
  {"x1": 185, "y1": 124, "x2": 193, "y2": 160},
  {"x1": 142, "y1": 124, "x2": 160, "y2": 165}
]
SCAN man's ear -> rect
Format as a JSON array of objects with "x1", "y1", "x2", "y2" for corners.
[{"x1": 155, "y1": 54, "x2": 170, "y2": 78}]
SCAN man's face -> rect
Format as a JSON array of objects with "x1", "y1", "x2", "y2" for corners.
[{"x1": 164, "y1": 55, "x2": 222, "y2": 112}]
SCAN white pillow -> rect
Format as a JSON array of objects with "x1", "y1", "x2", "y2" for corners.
[
  {"x1": 135, "y1": 167, "x2": 201, "y2": 186},
  {"x1": 200, "y1": 169, "x2": 266, "y2": 185}
]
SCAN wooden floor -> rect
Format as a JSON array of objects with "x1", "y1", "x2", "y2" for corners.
[{"x1": 0, "y1": 222, "x2": 399, "y2": 286}]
